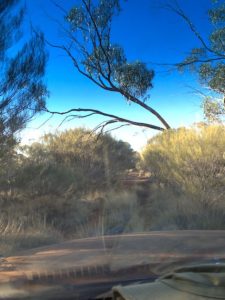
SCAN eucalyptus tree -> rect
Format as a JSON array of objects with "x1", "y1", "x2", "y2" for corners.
[
  {"x1": 46, "y1": 0, "x2": 171, "y2": 133},
  {"x1": 0, "y1": 0, "x2": 48, "y2": 158},
  {"x1": 168, "y1": 0, "x2": 225, "y2": 123},
  {"x1": 0, "y1": 0, "x2": 48, "y2": 192}
]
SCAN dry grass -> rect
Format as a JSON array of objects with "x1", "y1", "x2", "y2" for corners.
[
  {"x1": 74, "y1": 190, "x2": 145, "y2": 238},
  {"x1": 0, "y1": 216, "x2": 63, "y2": 255},
  {"x1": 1, "y1": 183, "x2": 225, "y2": 256}
]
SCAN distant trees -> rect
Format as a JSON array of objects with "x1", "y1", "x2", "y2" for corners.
[
  {"x1": 10, "y1": 129, "x2": 136, "y2": 233},
  {"x1": 46, "y1": 0, "x2": 170, "y2": 132},
  {"x1": 18, "y1": 128, "x2": 136, "y2": 197}
]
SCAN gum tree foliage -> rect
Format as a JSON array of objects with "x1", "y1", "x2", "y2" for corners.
[
  {"x1": 0, "y1": 0, "x2": 48, "y2": 161},
  {"x1": 169, "y1": 0, "x2": 225, "y2": 123},
  {"x1": 46, "y1": 0, "x2": 170, "y2": 132},
  {"x1": 202, "y1": 96, "x2": 225, "y2": 123}
]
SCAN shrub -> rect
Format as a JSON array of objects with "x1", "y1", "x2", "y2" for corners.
[{"x1": 141, "y1": 125, "x2": 225, "y2": 229}]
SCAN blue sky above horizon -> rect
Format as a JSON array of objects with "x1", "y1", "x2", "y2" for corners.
[{"x1": 21, "y1": 0, "x2": 213, "y2": 151}]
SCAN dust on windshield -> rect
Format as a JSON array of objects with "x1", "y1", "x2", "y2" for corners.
[{"x1": 0, "y1": 0, "x2": 224, "y2": 276}]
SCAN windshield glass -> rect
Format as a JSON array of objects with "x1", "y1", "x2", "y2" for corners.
[{"x1": 0, "y1": 0, "x2": 225, "y2": 299}]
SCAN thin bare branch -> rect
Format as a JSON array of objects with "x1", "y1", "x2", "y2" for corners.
[
  {"x1": 36, "y1": 114, "x2": 54, "y2": 129},
  {"x1": 149, "y1": 56, "x2": 224, "y2": 68},
  {"x1": 57, "y1": 113, "x2": 96, "y2": 128},
  {"x1": 93, "y1": 119, "x2": 118, "y2": 133},
  {"x1": 45, "y1": 39, "x2": 113, "y2": 91},
  {"x1": 165, "y1": 2, "x2": 211, "y2": 52},
  {"x1": 99, "y1": 119, "x2": 118, "y2": 135},
  {"x1": 165, "y1": 1, "x2": 225, "y2": 58},
  {"x1": 104, "y1": 123, "x2": 130, "y2": 134},
  {"x1": 63, "y1": 46, "x2": 115, "y2": 91},
  {"x1": 44, "y1": 107, "x2": 165, "y2": 131},
  {"x1": 50, "y1": 0, "x2": 67, "y2": 14}
]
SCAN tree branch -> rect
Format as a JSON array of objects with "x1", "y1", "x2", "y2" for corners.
[
  {"x1": 46, "y1": 39, "x2": 170, "y2": 129},
  {"x1": 44, "y1": 107, "x2": 165, "y2": 131},
  {"x1": 116, "y1": 88, "x2": 171, "y2": 129},
  {"x1": 45, "y1": 40, "x2": 114, "y2": 91},
  {"x1": 151, "y1": 56, "x2": 225, "y2": 68},
  {"x1": 93, "y1": 118, "x2": 119, "y2": 133},
  {"x1": 104, "y1": 123, "x2": 130, "y2": 135},
  {"x1": 165, "y1": 2, "x2": 211, "y2": 53},
  {"x1": 57, "y1": 113, "x2": 96, "y2": 128},
  {"x1": 82, "y1": 0, "x2": 112, "y2": 78},
  {"x1": 166, "y1": 1, "x2": 225, "y2": 59},
  {"x1": 45, "y1": 2, "x2": 171, "y2": 131}
]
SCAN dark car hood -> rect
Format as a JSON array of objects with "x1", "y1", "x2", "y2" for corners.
[{"x1": 0, "y1": 231, "x2": 225, "y2": 299}]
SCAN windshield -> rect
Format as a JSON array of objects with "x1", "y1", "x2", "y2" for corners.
[{"x1": 0, "y1": 0, "x2": 225, "y2": 299}]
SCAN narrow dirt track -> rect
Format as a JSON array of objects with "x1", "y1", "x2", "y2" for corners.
[{"x1": 0, "y1": 231, "x2": 225, "y2": 299}]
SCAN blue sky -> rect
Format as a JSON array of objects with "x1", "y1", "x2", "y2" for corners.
[{"x1": 21, "y1": 0, "x2": 213, "y2": 150}]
